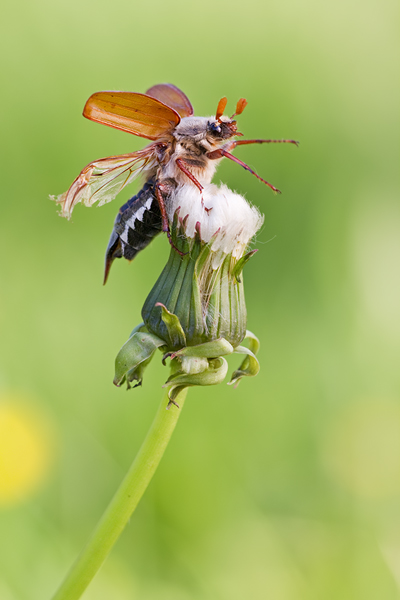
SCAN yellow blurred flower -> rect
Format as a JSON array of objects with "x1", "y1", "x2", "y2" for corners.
[{"x1": 0, "y1": 395, "x2": 55, "y2": 507}]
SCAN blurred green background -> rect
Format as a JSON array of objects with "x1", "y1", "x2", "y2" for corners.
[{"x1": 0, "y1": 0, "x2": 399, "y2": 598}]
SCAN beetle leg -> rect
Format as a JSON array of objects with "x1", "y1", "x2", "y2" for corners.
[
  {"x1": 206, "y1": 139, "x2": 236, "y2": 160},
  {"x1": 232, "y1": 138, "x2": 299, "y2": 147},
  {"x1": 156, "y1": 183, "x2": 187, "y2": 256},
  {"x1": 206, "y1": 148, "x2": 226, "y2": 160},
  {"x1": 176, "y1": 158, "x2": 203, "y2": 193}
]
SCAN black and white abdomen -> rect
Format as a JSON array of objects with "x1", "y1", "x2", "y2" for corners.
[{"x1": 104, "y1": 179, "x2": 162, "y2": 283}]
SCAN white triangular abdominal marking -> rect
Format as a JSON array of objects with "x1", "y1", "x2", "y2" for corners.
[{"x1": 120, "y1": 197, "x2": 154, "y2": 243}]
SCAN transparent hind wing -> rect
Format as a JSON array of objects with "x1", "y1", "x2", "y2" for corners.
[{"x1": 51, "y1": 146, "x2": 157, "y2": 219}]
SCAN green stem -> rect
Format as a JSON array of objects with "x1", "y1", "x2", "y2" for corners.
[{"x1": 51, "y1": 385, "x2": 188, "y2": 600}]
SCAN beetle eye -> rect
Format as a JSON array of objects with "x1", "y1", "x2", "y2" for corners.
[{"x1": 209, "y1": 121, "x2": 222, "y2": 135}]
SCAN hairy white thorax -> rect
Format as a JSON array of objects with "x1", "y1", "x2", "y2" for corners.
[
  {"x1": 160, "y1": 115, "x2": 235, "y2": 188},
  {"x1": 167, "y1": 183, "x2": 264, "y2": 264},
  {"x1": 173, "y1": 115, "x2": 230, "y2": 151},
  {"x1": 173, "y1": 116, "x2": 210, "y2": 141}
]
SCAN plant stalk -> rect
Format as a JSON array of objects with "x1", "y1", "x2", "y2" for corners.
[{"x1": 51, "y1": 385, "x2": 187, "y2": 600}]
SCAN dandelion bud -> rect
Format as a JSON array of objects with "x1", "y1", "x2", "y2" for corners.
[
  {"x1": 143, "y1": 183, "x2": 263, "y2": 346},
  {"x1": 115, "y1": 183, "x2": 262, "y2": 398}
]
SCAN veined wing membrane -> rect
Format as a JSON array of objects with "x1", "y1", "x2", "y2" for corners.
[
  {"x1": 51, "y1": 147, "x2": 157, "y2": 219},
  {"x1": 145, "y1": 84, "x2": 194, "y2": 118},
  {"x1": 83, "y1": 91, "x2": 181, "y2": 139}
]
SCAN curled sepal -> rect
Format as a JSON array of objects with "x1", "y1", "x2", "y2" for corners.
[
  {"x1": 180, "y1": 356, "x2": 209, "y2": 375},
  {"x1": 156, "y1": 303, "x2": 186, "y2": 349},
  {"x1": 129, "y1": 321, "x2": 147, "y2": 337},
  {"x1": 163, "y1": 337, "x2": 234, "y2": 363},
  {"x1": 163, "y1": 357, "x2": 228, "y2": 400},
  {"x1": 166, "y1": 386, "x2": 187, "y2": 406},
  {"x1": 228, "y1": 330, "x2": 260, "y2": 387},
  {"x1": 244, "y1": 329, "x2": 260, "y2": 356},
  {"x1": 124, "y1": 357, "x2": 153, "y2": 390},
  {"x1": 114, "y1": 330, "x2": 166, "y2": 389}
]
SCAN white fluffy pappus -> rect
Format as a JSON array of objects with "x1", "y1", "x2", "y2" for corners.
[{"x1": 167, "y1": 183, "x2": 264, "y2": 261}]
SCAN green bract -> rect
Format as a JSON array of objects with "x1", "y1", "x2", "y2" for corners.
[
  {"x1": 114, "y1": 211, "x2": 260, "y2": 402},
  {"x1": 142, "y1": 216, "x2": 257, "y2": 348}
]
